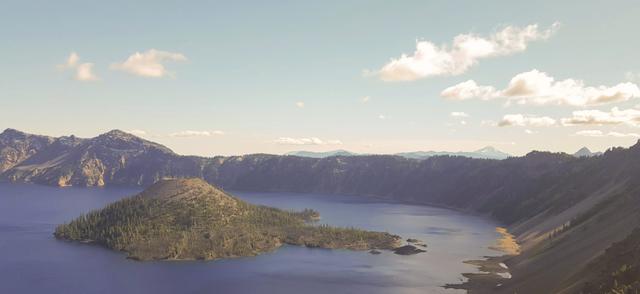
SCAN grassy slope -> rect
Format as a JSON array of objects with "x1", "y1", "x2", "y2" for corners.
[{"x1": 566, "y1": 228, "x2": 640, "y2": 293}]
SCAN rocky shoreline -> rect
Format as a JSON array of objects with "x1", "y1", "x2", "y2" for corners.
[{"x1": 444, "y1": 227, "x2": 519, "y2": 293}]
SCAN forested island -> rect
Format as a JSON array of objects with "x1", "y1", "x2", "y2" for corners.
[{"x1": 54, "y1": 178, "x2": 402, "y2": 261}]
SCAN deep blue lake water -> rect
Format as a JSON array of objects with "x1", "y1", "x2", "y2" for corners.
[{"x1": 0, "y1": 183, "x2": 501, "y2": 294}]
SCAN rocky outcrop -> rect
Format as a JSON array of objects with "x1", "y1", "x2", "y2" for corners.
[
  {"x1": 0, "y1": 129, "x2": 205, "y2": 187},
  {"x1": 0, "y1": 128, "x2": 54, "y2": 172}
]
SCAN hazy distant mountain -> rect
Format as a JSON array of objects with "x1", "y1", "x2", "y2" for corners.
[
  {"x1": 286, "y1": 146, "x2": 510, "y2": 160},
  {"x1": 396, "y1": 146, "x2": 511, "y2": 160},
  {"x1": 3, "y1": 128, "x2": 640, "y2": 293},
  {"x1": 285, "y1": 149, "x2": 357, "y2": 158},
  {"x1": 572, "y1": 147, "x2": 603, "y2": 157}
]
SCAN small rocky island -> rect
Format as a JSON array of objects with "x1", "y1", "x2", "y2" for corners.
[{"x1": 54, "y1": 178, "x2": 403, "y2": 261}]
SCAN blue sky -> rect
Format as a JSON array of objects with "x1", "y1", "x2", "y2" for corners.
[{"x1": 2, "y1": 0, "x2": 640, "y2": 156}]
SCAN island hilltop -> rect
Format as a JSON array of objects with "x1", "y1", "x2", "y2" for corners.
[{"x1": 55, "y1": 178, "x2": 402, "y2": 261}]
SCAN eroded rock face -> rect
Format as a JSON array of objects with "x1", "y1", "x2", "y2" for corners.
[
  {"x1": 0, "y1": 129, "x2": 53, "y2": 172},
  {"x1": 0, "y1": 129, "x2": 194, "y2": 187}
]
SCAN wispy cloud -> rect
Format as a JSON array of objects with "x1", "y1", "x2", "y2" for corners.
[
  {"x1": 561, "y1": 107, "x2": 640, "y2": 126},
  {"x1": 295, "y1": 101, "x2": 305, "y2": 108},
  {"x1": 498, "y1": 114, "x2": 556, "y2": 127},
  {"x1": 169, "y1": 130, "x2": 224, "y2": 137},
  {"x1": 450, "y1": 111, "x2": 469, "y2": 118},
  {"x1": 442, "y1": 69, "x2": 640, "y2": 106},
  {"x1": 575, "y1": 130, "x2": 640, "y2": 138},
  {"x1": 378, "y1": 114, "x2": 386, "y2": 120},
  {"x1": 275, "y1": 137, "x2": 343, "y2": 145},
  {"x1": 58, "y1": 52, "x2": 99, "y2": 81},
  {"x1": 375, "y1": 23, "x2": 559, "y2": 81},
  {"x1": 58, "y1": 52, "x2": 80, "y2": 69},
  {"x1": 111, "y1": 49, "x2": 187, "y2": 78},
  {"x1": 626, "y1": 71, "x2": 640, "y2": 82},
  {"x1": 75, "y1": 63, "x2": 99, "y2": 81},
  {"x1": 361, "y1": 96, "x2": 371, "y2": 103}
]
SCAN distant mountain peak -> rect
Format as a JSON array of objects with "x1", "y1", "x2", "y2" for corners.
[
  {"x1": 573, "y1": 147, "x2": 602, "y2": 157},
  {"x1": 1, "y1": 128, "x2": 27, "y2": 138},
  {"x1": 395, "y1": 146, "x2": 510, "y2": 160},
  {"x1": 577, "y1": 146, "x2": 591, "y2": 153},
  {"x1": 93, "y1": 130, "x2": 174, "y2": 154},
  {"x1": 475, "y1": 146, "x2": 498, "y2": 153},
  {"x1": 99, "y1": 129, "x2": 139, "y2": 140},
  {"x1": 1, "y1": 129, "x2": 53, "y2": 143},
  {"x1": 286, "y1": 150, "x2": 357, "y2": 158}
]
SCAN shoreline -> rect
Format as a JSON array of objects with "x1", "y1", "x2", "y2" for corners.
[{"x1": 444, "y1": 227, "x2": 520, "y2": 293}]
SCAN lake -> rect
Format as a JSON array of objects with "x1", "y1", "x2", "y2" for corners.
[{"x1": 0, "y1": 183, "x2": 501, "y2": 294}]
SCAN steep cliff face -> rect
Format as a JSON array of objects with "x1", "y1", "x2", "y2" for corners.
[
  {"x1": 0, "y1": 128, "x2": 54, "y2": 172},
  {"x1": 201, "y1": 152, "x2": 576, "y2": 225},
  {"x1": 1, "y1": 129, "x2": 206, "y2": 187}
]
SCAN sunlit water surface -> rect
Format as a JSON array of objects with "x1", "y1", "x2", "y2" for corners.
[{"x1": 0, "y1": 183, "x2": 501, "y2": 294}]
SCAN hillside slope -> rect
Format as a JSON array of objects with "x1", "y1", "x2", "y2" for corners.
[
  {"x1": 563, "y1": 228, "x2": 640, "y2": 293},
  {"x1": 55, "y1": 178, "x2": 401, "y2": 260}
]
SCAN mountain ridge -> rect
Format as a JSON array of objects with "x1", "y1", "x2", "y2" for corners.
[
  {"x1": 573, "y1": 146, "x2": 603, "y2": 157},
  {"x1": 285, "y1": 146, "x2": 511, "y2": 160},
  {"x1": 4, "y1": 128, "x2": 640, "y2": 293}
]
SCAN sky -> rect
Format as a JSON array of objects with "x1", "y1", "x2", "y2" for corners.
[{"x1": 2, "y1": 0, "x2": 640, "y2": 156}]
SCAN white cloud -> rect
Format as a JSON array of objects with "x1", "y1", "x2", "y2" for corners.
[
  {"x1": 575, "y1": 130, "x2": 603, "y2": 137},
  {"x1": 376, "y1": 23, "x2": 559, "y2": 81},
  {"x1": 441, "y1": 80, "x2": 497, "y2": 100},
  {"x1": 450, "y1": 111, "x2": 469, "y2": 118},
  {"x1": 58, "y1": 52, "x2": 99, "y2": 81},
  {"x1": 609, "y1": 132, "x2": 640, "y2": 138},
  {"x1": 58, "y1": 52, "x2": 80, "y2": 69},
  {"x1": 169, "y1": 130, "x2": 224, "y2": 137},
  {"x1": 111, "y1": 49, "x2": 187, "y2": 78},
  {"x1": 561, "y1": 107, "x2": 640, "y2": 126},
  {"x1": 524, "y1": 129, "x2": 537, "y2": 134},
  {"x1": 295, "y1": 101, "x2": 305, "y2": 108},
  {"x1": 275, "y1": 137, "x2": 343, "y2": 145},
  {"x1": 75, "y1": 63, "x2": 99, "y2": 81},
  {"x1": 361, "y1": 96, "x2": 371, "y2": 103},
  {"x1": 378, "y1": 114, "x2": 386, "y2": 120},
  {"x1": 498, "y1": 114, "x2": 556, "y2": 127},
  {"x1": 442, "y1": 70, "x2": 640, "y2": 106},
  {"x1": 575, "y1": 130, "x2": 640, "y2": 138}
]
